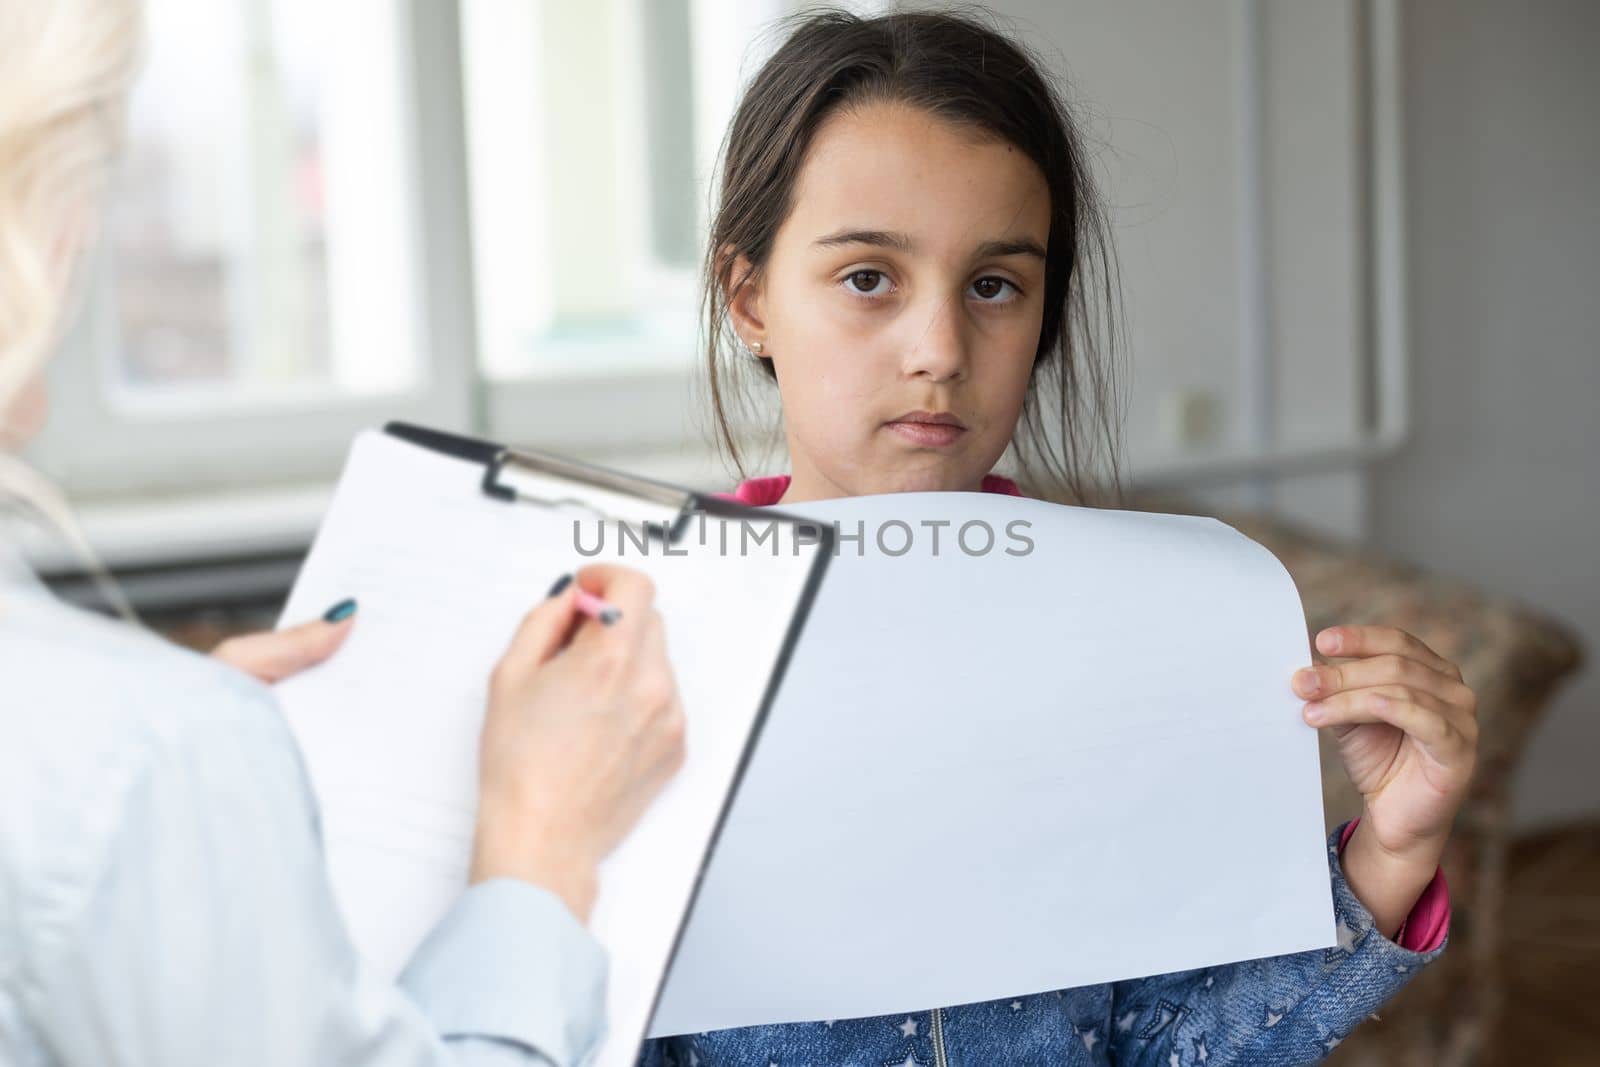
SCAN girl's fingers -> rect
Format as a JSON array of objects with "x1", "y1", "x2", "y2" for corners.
[
  {"x1": 1303, "y1": 684, "x2": 1470, "y2": 755},
  {"x1": 1295, "y1": 652, "x2": 1474, "y2": 711},
  {"x1": 1316, "y1": 624, "x2": 1462, "y2": 682}
]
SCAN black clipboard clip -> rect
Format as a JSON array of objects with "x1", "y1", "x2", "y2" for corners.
[{"x1": 385, "y1": 421, "x2": 699, "y2": 544}]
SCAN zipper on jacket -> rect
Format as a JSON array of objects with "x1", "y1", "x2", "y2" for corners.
[{"x1": 932, "y1": 1007, "x2": 949, "y2": 1067}]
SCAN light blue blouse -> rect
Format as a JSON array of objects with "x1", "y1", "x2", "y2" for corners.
[{"x1": 0, "y1": 555, "x2": 608, "y2": 1066}]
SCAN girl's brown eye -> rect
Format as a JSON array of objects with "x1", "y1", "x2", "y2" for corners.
[
  {"x1": 974, "y1": 277, "x2": 1004, "y2": 299},
  {"x1": 849, "y1": 270, "x2": 885, "y2": 294}
]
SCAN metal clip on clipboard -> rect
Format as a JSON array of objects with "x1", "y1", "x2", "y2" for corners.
[{"x1": 386, "y1": 421, "x2": 699, "y2": 544}]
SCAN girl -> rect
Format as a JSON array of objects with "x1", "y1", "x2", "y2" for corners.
[{"x1": 644, "y1": 8, "x2": 1474, "y2": 1066}]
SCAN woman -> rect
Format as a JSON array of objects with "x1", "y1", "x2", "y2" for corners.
[{"x1": 0, "y1": 3, "x2": 685, "y2": 1064}]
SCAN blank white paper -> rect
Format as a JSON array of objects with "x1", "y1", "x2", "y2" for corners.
[
  {"x1": 648, "y1": 492, "x2": 1333, "y2": 1036},
  {"x1": 274, "y1": 431, "x2": 825, "y2": 1067}
]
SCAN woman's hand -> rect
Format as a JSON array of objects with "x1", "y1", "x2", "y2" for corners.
[
  {"x1": 470, "y1": 564, "x2": 686, "y2": 923},
  {"x1": 211, "y1": 599, "x2": 357, "y2": 684},
  {"x1": 1292, "y1": 624, "x2": 1478, "y2": 936}
]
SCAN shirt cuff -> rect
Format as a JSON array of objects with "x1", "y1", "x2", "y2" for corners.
[
  {"x1": 1336, "y1": 818, "x2": 1451, "y2": 953},
  {"x1": 400, "y1": 879, "x2": 609, "y2": 1066}
]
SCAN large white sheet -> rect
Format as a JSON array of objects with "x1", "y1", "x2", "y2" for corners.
[{"x1": 649, "y1": 492, "x2": 1332, "y2": 1036}]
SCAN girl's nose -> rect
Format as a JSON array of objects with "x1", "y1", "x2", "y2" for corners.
[{"x1": 900, "y1": 294, "x2": 970, "y2": 383}]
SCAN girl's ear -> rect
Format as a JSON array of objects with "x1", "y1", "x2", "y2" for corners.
[{"x1": 721, "y1": 247, "x2": 770, "y2": 358}]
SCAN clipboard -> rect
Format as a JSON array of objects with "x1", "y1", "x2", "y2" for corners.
[{"x1": 273, "y1": 422, "x2": 833, "y2": 1067}]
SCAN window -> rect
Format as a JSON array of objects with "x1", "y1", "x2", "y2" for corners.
[
  {"x1": 109, "y1": 0, "x2": 419, "y2": 401},
  {"x1": 33, "y1": 0, "x2": 480, "y2": 498},
  {"x1": 34, "y1": 0, "x2": 801, "y2": 498},
  {"x1": 461, "y1": 0, "x2": 789, "y2": 451}
]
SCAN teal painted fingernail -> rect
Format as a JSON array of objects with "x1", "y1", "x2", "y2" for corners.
[
  {"x1": 323, "y1": 598, "x2": 357, "y2": 623},
  {"x1": 547, "y1": 573, "x2": 573, "y2": 598}
]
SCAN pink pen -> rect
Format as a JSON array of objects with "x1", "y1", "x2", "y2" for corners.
[
  {"x1": 573, "y1": 587, "x2": 622, "y2": 626},
  {"x1": 546, "y1": 573, "x2": 622, "y2": 625}
]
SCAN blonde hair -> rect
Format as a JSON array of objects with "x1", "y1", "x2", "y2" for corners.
[{"x1": 0, "y1": 0, "x2": 141, "y2": 612}]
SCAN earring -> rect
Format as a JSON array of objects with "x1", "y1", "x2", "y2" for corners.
[{"x1": 743, "y1": 338, "x2": 765, "y2": 357}]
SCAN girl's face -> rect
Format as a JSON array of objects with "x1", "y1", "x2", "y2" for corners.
[{"x1": 729, "y1": 102, "x2": 1051, "y2": 503}]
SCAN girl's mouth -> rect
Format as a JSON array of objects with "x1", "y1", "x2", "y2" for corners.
[{"x1": 885, "y1": 410, "x2": 967, "y2": 448}]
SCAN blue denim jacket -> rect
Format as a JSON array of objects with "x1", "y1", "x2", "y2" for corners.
[{"x1": 640, "y1": 821, "x2": 1445, "y2": 1066}]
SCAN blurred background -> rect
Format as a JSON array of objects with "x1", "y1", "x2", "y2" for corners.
[{"x1": 19, "y1": 2, "x2": 1597, "y2": 1062}]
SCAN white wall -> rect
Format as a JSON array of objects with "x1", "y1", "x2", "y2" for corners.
[{"x1": 1374, "y1": 0, "x2": 1600, "y2": 828}]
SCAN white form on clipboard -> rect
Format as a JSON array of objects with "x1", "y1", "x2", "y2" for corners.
[{"x1": 275, "y1": 424, "x2": 832, "y2": 1067}]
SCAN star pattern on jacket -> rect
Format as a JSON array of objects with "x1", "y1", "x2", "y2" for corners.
[
  {"x1": 1139, "y1": 999, "x2": 1187, "y2": 1040},
  {"x1": 881, "y1": 1054, "x2": 926, "y2": 1067}
]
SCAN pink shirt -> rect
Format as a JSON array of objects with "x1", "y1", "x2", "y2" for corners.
[
  {"x1": 1338, "y1": 819, "x2": 1450, "y2": 951},
  {"x1": 722, "y1": 472, "x2": 1023, "y2": 506},
  {"x1": 726, "y1": 471, "x2": 1450, "y2": 953}
]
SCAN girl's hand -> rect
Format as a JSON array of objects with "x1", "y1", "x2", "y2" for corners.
[
  {"x1": 211, "y1": 599, "x2": 357, "y2": 684},
  {"x1": 1292, "y1": 624, "x2": 1478, "y2": 935}
]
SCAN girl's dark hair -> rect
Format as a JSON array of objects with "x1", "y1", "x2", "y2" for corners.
[{"x1": 701, "y1": 5, "x2": 1125, "y2": 505}]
